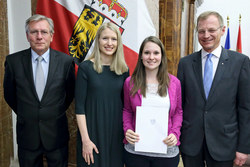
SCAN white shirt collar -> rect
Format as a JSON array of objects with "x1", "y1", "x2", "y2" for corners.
[
  {"x1": 201, "y1": 46, "x2": 222, "y2": 59},
  {"x1": 31, "y1": 49, "x2": 50, "y2": 63}
]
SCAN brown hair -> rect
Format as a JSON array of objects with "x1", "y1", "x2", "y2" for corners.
[{"x1": 130, "y1": 36, "x2": 169, "y2": 97}]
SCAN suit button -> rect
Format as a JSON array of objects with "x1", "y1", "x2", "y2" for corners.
[{"x1": 205, "y1": 111, "x2": 208, "y2": 114}]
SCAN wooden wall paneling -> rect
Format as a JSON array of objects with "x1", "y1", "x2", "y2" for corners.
[
  {"x1": 31, "y1": 0, "x2": 37, "y2": 15},
  {"x1": 66, "y1": 103, "x2": 77, "y2": 167},
  {"x1": 185, "y1": 0, "x2": 195, "y2": 56},
  {"x1": 159, "y1": 0, "x2": 182, "y2": 76},
  {"x1": 0, "y1": 0, "x2": 14, "y2": 167}
]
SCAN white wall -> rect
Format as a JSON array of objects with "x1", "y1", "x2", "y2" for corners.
[
  {"x1": 195, "y1": 0, "x2": 250, "y2": 57},
  {"x1": 7, "y1": 0, "x2": 31, "y2": 160},
  {"x1": 8, "y1": 0, "x2": 31, "y2": 53},
  {"x1": 145, "y1": 0, "x2": 159, "y2": 37},
  {"x1": 181, "y1": 0, "x2": 190, "y2": 57}
]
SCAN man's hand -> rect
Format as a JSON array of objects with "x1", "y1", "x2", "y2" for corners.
[{"x1": 234, "y1": 152, "x2": 248, "y2": 166}]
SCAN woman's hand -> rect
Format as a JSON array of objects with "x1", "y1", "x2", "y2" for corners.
[
  {"x1": 163, "y1": 133, "x2": 177, "y2": 146},
  {"x1": 82, "y1": 140, "x2": 99, "y2": 165},
  {"x1": 125, "y1": 129, "x2": 140, "y2": 144}
]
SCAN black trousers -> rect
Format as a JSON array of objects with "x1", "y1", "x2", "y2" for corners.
[
  {"x1": 18, "y1": 144, "x2": 68, "y2": 167},
  {"x1": 181, "y1": 139, "x2": 233, "y2": 167},
  {"x1": 124, "y1": 150, "x2": 180, "y2": 167}
]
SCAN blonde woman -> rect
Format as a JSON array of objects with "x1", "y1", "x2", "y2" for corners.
[{"x1": 75, "y1": 22, "x2": 129, "y2": 167}]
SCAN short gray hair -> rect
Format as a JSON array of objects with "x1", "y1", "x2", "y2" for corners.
[{"x1": 25, "y1": 14, "x2": 54, "y2": 34}]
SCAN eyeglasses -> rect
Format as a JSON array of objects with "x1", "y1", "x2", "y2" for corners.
[
  {"x1": 29, "y1": 30, "x2": 51, "y2": 36},
  {"x1": 197, "y1": 26, "x2": 222, "y2": 35}
]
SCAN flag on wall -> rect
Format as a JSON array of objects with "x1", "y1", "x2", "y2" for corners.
[
  {"x1": 236, "y1": 24, "x2": 242, "y2": 53},
  {"x1": 36, "y1": 0, "x2": 156, "y2": 74},
  {"x1": 224, "y1": 27, "x2": 230, "y2": 50}
]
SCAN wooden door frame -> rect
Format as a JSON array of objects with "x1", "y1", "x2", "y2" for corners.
[{"x1": 159, "y1": 0, "x2": 196, "y2": 75}]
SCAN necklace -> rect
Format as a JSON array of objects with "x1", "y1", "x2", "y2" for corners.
[{"x1": 146, "y1": 84, "x2": 158, "y2": 94}]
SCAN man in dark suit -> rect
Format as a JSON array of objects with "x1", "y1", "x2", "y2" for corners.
[
  {"x1": 4, "y1": 14, "x2": 75, "y2": 167},
  {"x1": 177, "y1": 11, "x2": 250, "y2": 167}
]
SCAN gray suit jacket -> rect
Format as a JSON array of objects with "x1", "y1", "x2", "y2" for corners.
[
  {"x1": 177, "y1": 47, "x2": 250, "y2": 161},
  {"x1": 4, "y1": 48, "x2": 75, "y2": 151}
]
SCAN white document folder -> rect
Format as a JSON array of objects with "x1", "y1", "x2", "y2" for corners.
[{"x1": 135, "y1": 106, "x2": 169, "y2": 154}]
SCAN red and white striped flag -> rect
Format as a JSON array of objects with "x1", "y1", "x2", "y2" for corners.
[{"x1": 36, "y1": 0, "x2": 156, "y2": 74}]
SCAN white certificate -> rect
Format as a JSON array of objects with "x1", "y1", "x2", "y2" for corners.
[{"x1": 135, "y1": 106, "x2": 169, "y2": 154}]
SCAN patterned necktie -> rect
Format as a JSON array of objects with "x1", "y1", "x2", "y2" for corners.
[
  {"x1": 203, "y1": 53, "x2": 213, "y2": 99},
  {"x1": 35, "y1": 56, "x2": 45, "y2": 100}
]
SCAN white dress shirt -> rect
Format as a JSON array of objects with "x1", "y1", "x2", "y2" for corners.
[
  {"x1": 201, "y1": 46, "x2": 222, "y2": 80},
  {"x1": 31, "y1": 49, "x2": 50, "y2": 85}
]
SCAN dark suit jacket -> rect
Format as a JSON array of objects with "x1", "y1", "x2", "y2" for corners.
[
  {"x1": 177, "y1": 47, "x2": 250, "y2": 161},
  {"x1": 4, "y1": 48, "x2": 75, "y2": 151}
]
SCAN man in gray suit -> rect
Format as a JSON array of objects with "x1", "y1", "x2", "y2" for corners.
[
  {"x1": 177, "y1": 11, "x2": 250, "y2": 167},
  {"x1": 4, "y1": 14, "x2": 75, "y2": 167}
]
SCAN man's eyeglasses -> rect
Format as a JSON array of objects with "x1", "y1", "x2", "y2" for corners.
[
  {"x1": 197, "y1": 26, "x2": 222, "y2": 35},
  {"x1": 29, "y1": 30, "x2": 51, "y2": 36}
]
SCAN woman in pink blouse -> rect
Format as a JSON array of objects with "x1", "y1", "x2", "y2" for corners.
[{"x1": 123, "y1": 36, "x2": 183, "y2": 167}]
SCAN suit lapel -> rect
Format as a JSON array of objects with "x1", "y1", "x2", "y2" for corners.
[
  {"x1": 42, "y1": 49, "x2": 59, "y2": 99},
  {"x1": 192, "y1": 51, "x2": 206, "y2": 99},
  {"x1": 208, "y1": 48, "x2": 229, "y2": 99},
  {"x1": 22, "y1": 48, "x2": 39, "y2": 99}
]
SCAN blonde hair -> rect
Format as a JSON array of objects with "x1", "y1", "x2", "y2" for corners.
[
  {"x1": 196, "y1": 11, "x2": 224, "y2": 31},
  {"x1": 87, "y1": 22, "x2": 128, "y2": 75},
  {"x1": 131, "y1": 36, "x2": 169, "y2": 97}
]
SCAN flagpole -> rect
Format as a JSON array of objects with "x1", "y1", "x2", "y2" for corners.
[
  {"x1": 239, "y1": 14, "x2": 241, "y2": 25},
  {"x1": 236, "y1": 14, "x2": 242, "y2": 53},
  {"x1": 224, "y1": 16, "x2": 230, "y2": 50},
  {"x1": 227, "y1": 16, "x2": 229, "y2": 28}
]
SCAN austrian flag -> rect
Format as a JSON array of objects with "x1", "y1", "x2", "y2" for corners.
[{"x1": 36, "y1": 0, "x2": 156, "y2": 73}]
